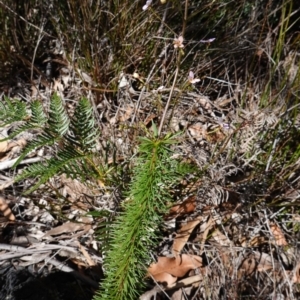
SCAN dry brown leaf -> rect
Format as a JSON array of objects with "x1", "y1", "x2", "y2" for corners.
[
  {"x1": 0, "y1": 179, "x2": 14, "y2": 191},
  {"x1": 211, "y1": 228, "x2": 232, "y2": 247},
  {"x1": 140, "y1": 275, "x2": 203, "y2": 300},
  {"x1": 211, "y1": 236, "x2": 232, "y2": 272},
  {"x1": 240, "y1": 235, "x2": 267, "y2": 247},
  {"x1": 168, "y1": 274, "x2": 203, "y2": 290},
  {"x1": 238, "y1": 255, "x2": 257, "y2": 277},
  {"x1": 53, "y1": 79, "x2": 64, "y2": 92},
  {"x1": 283, "y1": 51, "x2": 299, "y2": 84},
  {"x1": 255, "y1": 252, "x2": 278, "y2": 272},
  {"x1": 238, "y1": 252, "x2": 279, "y2": 278},
  {"x1": 215, "y1": 96, "x2": 235, "y2": 107},
  {"x1": 172, "y1": 217, "x2": 202, "y2": 255},
  {"x1": 170, "y1": 288, "x2": 183, "y2": 300},
  {"x1": 8, "y1": 138, "x2": 27, "y2": 150},
  {"x1": 31, "y1": 84, "x2": 38, "y2": 98},
  {"x1": 292, "y1": 262, "x2": 300, "y2": 283},
  {"x1": 119, "y1": 105, "x2": 133, "y2": 122},
  {"x1": 139, "y1": 286, "x2": 162, "y2": 300},
  {"x1": 188, "y1": 123, "x2": 208, "y2": 140},
  {"x1": 107, "y1": 156, "x2": 124, "y2": 165},
  {"x1": 168, "y1": 196, "x2": 196, "y2": 219},
  {"x1": 60, "y1": 174, "x2": 96, "y2": 203},
  {"x1": 150, "y1": 272, "x2": 177, "y2": 287},
  {"x1": 199, "y1": 216, "x2": 214, "y2": 253},
  {"x1": 19, "y1": 252, "x2": 51, "y2": 267},
  {"x1": 0, "y1": 138, "x2": 27, "y2": 161},
  {"x1": 207, "y1": 127, "x2": 226, "y2": 143},
  {"x1": 0, "y1": 140, "x2": 8, "y2": 153},
  {"x1": 270, "y1": 222, "x2": 287, "y2": 246},
  {"x1": 0, "y1": 196, "x2": 15, "y2": 221},
  {"x1": 61, "y1": 74, "x2": 71, "y2": 87},
  {"x1": 197, "y1": 96, "x2": 212, "y2": 110},
  {"x1": 144, "y1": 113, "x2": 157, "y2": 126},
  {"x1": 148, "y1": 254, "x2": 203, "y2": 286},
  {"x1": 76, "y1": 241, "x2": 95, "y2": 266},
  {"x1": 43, "y1": 222, "x2": 87, "y2": 237}
]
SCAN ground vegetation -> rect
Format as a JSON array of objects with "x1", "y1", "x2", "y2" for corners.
[{"x1": 0, "y1": 0, "x2": 300, "y2": 299}]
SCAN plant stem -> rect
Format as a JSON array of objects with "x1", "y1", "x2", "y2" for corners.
[
  {"x1": 94, "y1": 137, "x2": 179, "y2": 300},
  {"x1": 158, "y1": 0, "x2": 189, "y2": 136}
]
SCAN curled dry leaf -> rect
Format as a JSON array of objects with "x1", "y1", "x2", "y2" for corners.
[
  {"x1": 9, "y1": 138, "x2": 27, "y2": 151},
  {"x1": 270, "y1": 222, "x2": 287, "y2": 246},
  {"x1": 151, "y1": 272, "x2": 177, "y2": 287},
  {"x1": 148, "y1": 254, "x2": 203, "y2": 286},
  {"x1": 0, "y1": 196, "x2": 15, "y2": 221}
]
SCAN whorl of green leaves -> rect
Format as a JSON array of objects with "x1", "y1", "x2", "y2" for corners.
[
  {"x1": 94, "y1": 133, "x2": 188, "y2": 300},
  {"x1": 0, "y1": 93, "x2": 103, "y2": 194}
]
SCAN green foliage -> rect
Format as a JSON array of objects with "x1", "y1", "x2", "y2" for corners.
[
  {"x1": 67, "y1": 97, "x2": 99, "y2": 152},
  {"x1": 94, "y1": 134, "x2": 191, "y2": 300},
  {"x1": 0, "y1": 98, "x2": 48, "y2": 142},
  {"x1": 46, "y1": 93, "x2": 70, "y2": 136},
  {"x1": 0, "y1": 93, "x2": 105, "y2": 194},
  {"x1": 12, "y1": 95, "x2": 70, "y2": 167},
  {"x1": 0, "y1": 1, "x2": 299, "y2": 299},
  {"x1": 0, "y1": 96, "x2": 28, "y2": 126}
]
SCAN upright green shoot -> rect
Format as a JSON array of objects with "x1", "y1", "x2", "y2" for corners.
[{"x1": 94, "y1": 133, "x2": 189, "y2": 300}]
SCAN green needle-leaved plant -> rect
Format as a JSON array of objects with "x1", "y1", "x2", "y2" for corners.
[
  {"x1": 94, "y1": 131, "x2": 190, "y2": 300},
  {"x1": 0, "y1": 93, "x2": 106, "y2": 194}
]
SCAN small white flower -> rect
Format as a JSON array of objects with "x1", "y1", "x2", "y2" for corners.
[
  {"x1": 173, "y1": 36, "x2": 184, "y2": 49},
  {"x1": 143, "y1": 0, "x2": 152, "y2": 11},
  {"x1": 216, "y1": 117, "x2": 230, "y2": 130},
  {"x1": 188, "y1": 71, "x2": 200, "y2": 84},
  {"x1": 118, "y1": 72, "x2": 130, "y2": 89}
]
